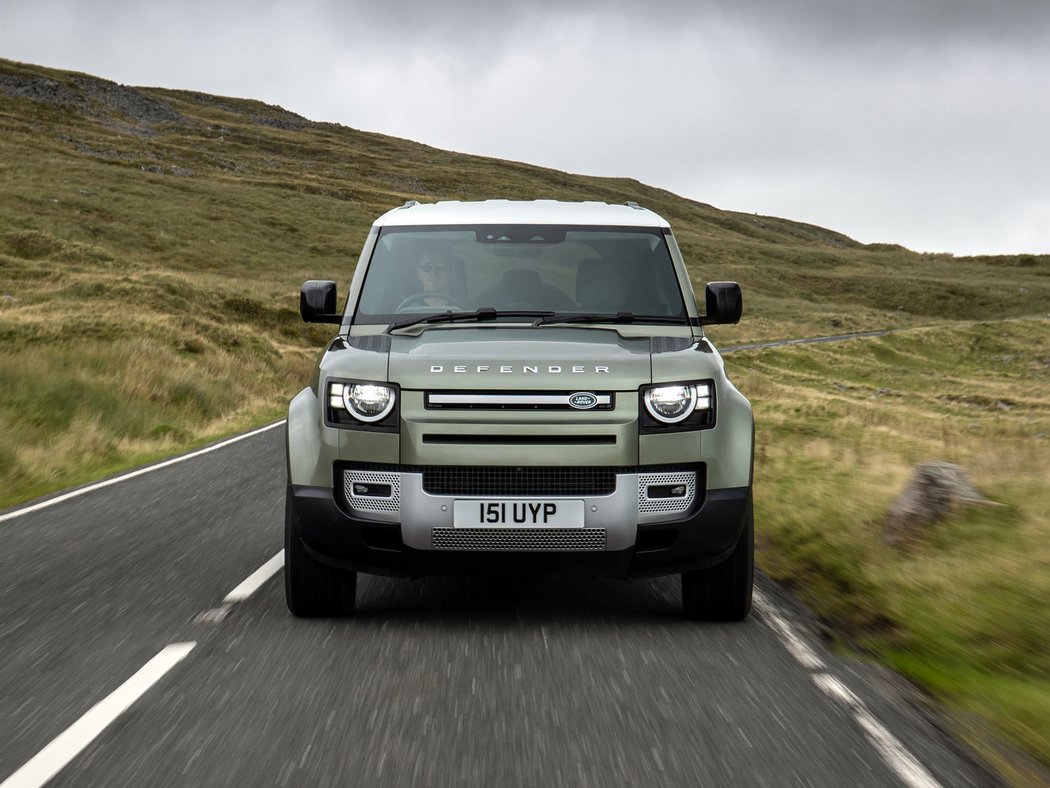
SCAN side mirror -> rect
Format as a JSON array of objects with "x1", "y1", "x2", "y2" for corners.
[
  {"x1": 700, "y1": 281, "x2": 743, "y2": 325},
  {"x1": 299, "y1": 280, "x2": 342, "y2": 324}
]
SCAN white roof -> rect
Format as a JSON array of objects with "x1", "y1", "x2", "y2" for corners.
[{"x1": 373, "y1": 199, "x2": 671, "y2": 229}]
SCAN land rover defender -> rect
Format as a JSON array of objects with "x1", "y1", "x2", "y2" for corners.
[{"x1": 287, "y1": 200, "x2": 754, "y2": 620}]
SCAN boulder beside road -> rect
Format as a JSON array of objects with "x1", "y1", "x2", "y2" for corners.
[{"x1": 883, "y1": 461, "x2": 991, "y2": 547}]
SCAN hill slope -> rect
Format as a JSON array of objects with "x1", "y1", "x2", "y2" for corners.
[{"x1": 1, "y1": 48, "x2": 1047, "y2": 529}]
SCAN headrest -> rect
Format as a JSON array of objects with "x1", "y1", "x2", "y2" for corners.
[{"x1": 502, "y1": 269, "x2": 541, "y2": 288}]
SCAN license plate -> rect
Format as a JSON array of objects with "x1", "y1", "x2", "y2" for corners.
[{"x1": 453, "y1": 499, "x2": 585, "y2": 528}]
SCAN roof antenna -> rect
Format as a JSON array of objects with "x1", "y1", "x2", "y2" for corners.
[
  {"x1": 399, "y1": 200, "x2": 418, "y2": 209},
  {"x1": 625, "y1": 201, "x2": 642, "y2": 210}
]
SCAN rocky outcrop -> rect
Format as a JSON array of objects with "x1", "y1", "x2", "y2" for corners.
[
  {"x1": 883, "y1": 462, "x2": 991, "y2": 547},
  {"x1": 0, "y1": 71, "x2": 185, "y2": 130}
]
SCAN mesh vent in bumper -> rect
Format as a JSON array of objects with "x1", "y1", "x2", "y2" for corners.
[
  {"x1": 638, "y1": 471, "x2": 696, "y2": 517},
  {"x1": 343, "y1": 470, "x2": 400, "y2": 513},
  {"x1": 432, "y1": 528, "x2": 607, "y2": 552}
]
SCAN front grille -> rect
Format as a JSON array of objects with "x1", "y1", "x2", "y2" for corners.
[
  {"x1": 432, "y1": 528, "x2": 606, "y2": 551},
  {"x1": 422, "y1": 466, "x2": 618, "y2": 496},
  {"x1": 425, "y1": 391, "x2": 614, "y2": 410}
]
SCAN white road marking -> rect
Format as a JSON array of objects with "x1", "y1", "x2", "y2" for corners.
[
  {"x1": 0, "y1": 421, "x2": 287, "y2": 524},
  {"x1": 0, "y1": 643, "x2": 196, "y2": 788},
  {"x1": 755, "y1": 591, "x2": 942, "y2": 788},
  {"x1": 223, "y1": 551, "x2": 285, "y2": 603},
  {"x1": 753, "y1": 589, "x2": 825, "y2": 669},
  {"x1": 813, "y1": 674, "x2": 942, "y2": 788},
  {"x1": 812, "y1": 670, "x2": 860, "y2": 705}
]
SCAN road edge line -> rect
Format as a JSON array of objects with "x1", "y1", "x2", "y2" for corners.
[
  {"x1": 812, "y1": 673, "x2": 942, "y2": 788},
  {"x1": 755, "y1": 590, "x2": 942, "y2": 788},
  {"x1": 753, "y1": 588, "x2": 825, "y2": 670}
]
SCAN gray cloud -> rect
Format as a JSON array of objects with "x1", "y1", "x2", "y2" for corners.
[{"x1": 3, "y1": 0, "x2": 1049, "y2": 253}]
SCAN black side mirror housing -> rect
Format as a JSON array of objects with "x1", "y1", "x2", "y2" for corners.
[
  {"x1": 300, "y1": 280, "x2": 342, "y2": 324},
  {"x1": 700, "y1": 281, "x2": 743, "y2": 325}
]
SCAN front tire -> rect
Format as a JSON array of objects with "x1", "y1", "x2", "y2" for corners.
[
  {"x1": 681, "y1": 504, "x2": 753, "y2": 621},
  {"x1": 285, "y1": 492, "x2": 357, "y2": 617}
]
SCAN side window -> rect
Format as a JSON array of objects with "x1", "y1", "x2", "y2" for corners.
[
  {"x1": 355, "y1": 236, "x2": 409, "y2": 313},
  {"x1": 648, "y1": 248, "x2": 683, "y2": 314}
]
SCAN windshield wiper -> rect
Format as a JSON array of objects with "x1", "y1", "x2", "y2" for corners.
[
  {"x1": 531, "y1": 312, "x2": 689, "y2": 327},
  {"x1": 387, "y1": 307, "x2": 555, "y2": 333}
]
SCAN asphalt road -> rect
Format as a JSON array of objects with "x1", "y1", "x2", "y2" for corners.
[{"x1": 0, "y1": 425, "x2": 998, "y2": 787}]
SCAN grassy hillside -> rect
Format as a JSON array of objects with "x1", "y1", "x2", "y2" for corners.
[{"x1": 2, "y1": 58, "x2": 1049, "y2": 782}]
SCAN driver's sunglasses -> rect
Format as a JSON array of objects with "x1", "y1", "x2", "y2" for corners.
[{"x1": 418, "y1": 262, "x2": 448, "y2": 273}]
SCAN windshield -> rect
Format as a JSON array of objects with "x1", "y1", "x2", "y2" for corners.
[{"x1": 353, "y1": 225, "x2": 687, "y2": 324}]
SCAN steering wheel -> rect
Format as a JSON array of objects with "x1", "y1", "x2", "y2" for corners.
[{"x1": 396, "y1": 292, "x2": 465, "y2": 311}]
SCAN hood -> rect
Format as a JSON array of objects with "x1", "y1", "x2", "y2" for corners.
[{"x1": 387, "y1": 327, "x2": 652, "y2": 390}]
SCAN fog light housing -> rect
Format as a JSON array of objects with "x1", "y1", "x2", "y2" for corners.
[
  {"x1": 351, "y1": 482, "x2": 393, "y2": 498},
  {"x1": 647, "y1": 484, "x2": 688, "y2": 499}
]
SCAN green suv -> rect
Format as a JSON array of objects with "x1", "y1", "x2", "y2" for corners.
[{"x1": 286, "y1": 200, "x2": 754, "y2": 620}]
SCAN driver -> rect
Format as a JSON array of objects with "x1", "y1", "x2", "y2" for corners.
[{"x1": 414, "y1": 250, "x2": 464, "y2": 307}]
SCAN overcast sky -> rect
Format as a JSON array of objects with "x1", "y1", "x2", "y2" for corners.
[{"x1": 3, "y1": 0, "x2": 1049, "y2": 255}]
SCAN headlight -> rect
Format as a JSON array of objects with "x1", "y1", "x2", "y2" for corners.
[
  {"x1": 640, "y1": 381, "x2": 714, "y2": 431},
  {"x1": 644, "y1": 384, "x2": 696, "y2": 423},
  {"x1": 329, "y1": 381, "x2": 396, "y2": 423}
]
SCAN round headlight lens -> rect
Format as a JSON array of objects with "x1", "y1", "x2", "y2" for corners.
[
  {"x1": 343, "y1": 383, "x2": 396, "y2": 422},
  {"x1": 644, "y1": 384, "x2": 697, "y2": 424}
]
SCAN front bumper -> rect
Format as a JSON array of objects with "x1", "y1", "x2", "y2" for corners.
[{"x1": 288, "y1": 474, "x2": 751, "y2": 578}]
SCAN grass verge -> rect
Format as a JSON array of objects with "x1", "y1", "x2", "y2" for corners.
[{"x1": 731, "y1": 320, "x2": 1050, "y2": 782}]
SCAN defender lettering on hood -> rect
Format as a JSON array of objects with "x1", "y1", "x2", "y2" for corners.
[
  {"x1": 386, "y1": 328, "x2": 651, "y2": 389},
  {"x1": 429, "y1": 365, "x2": 611, "y2": 374}
]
